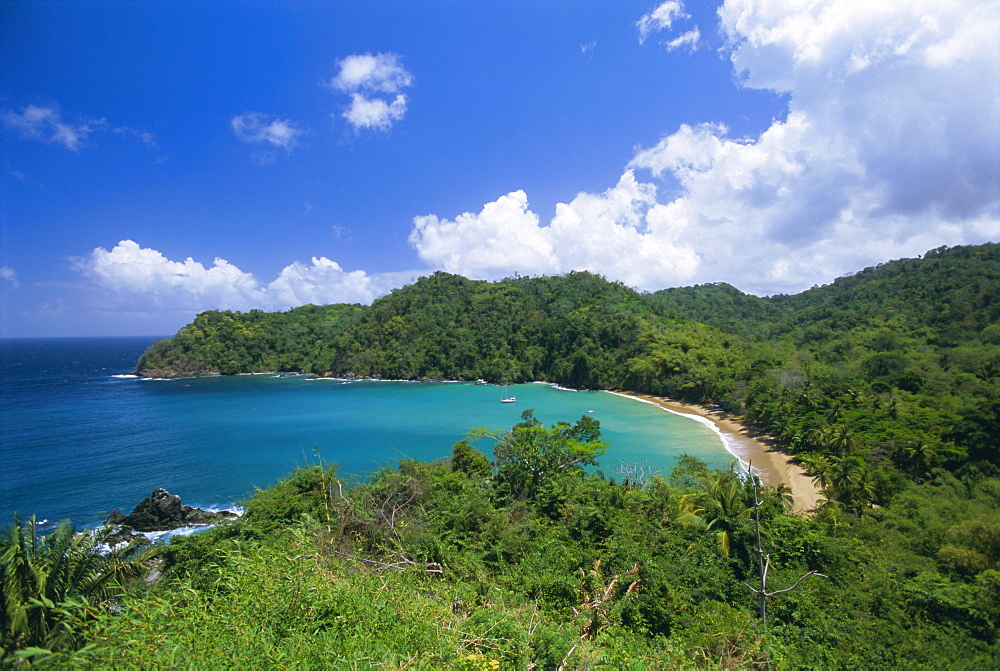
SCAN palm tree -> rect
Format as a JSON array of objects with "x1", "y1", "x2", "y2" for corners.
[
  {"x1": 903, "y1": 439, "x2": 939, "y2": 479},
  {"x1": 880, "y1": 393, "x2": 903, "y2": 420},
  {"x1": 804, "y1": 424, "x2": 830, "y2": 452},
  {"x1": 826, "y1": 456, "x2": 860, "y2": 500},
  {"x1": 824, "y1": 457, "x2": 878, "y2": 516},
  {"x1": 796, "y1": 453, "x2": 833, "y2": 491},
  {"x1": 845, "y1": 387, "x2": 869, "y2": 407},
  {"x1": 673, "y1": 472, "x2": 752, "y2": 558},
  {"x1": 824, "y1": 399, "x2": 847, "y2": 423},
  {"x1": 774, "y1": 483, "x2": 795, "y2": 513},
  {"x1": 671, "y1": 493, "x2": 706, "y2": 526},
  {"x1": 1, "y1": 515, "x2": 152, "y2": 654},
  {"x1": 849, "y1": 465, "x2": 879, "y2": 517},
  {"x1": 796, "y1": 389, "x2": 820, "y2": 411},
  {"x1": 826, "y1": 424, "x2": 862, "y2": 457}
]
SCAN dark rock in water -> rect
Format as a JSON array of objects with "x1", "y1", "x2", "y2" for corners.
[
  {"x1": 106, "y1": 509, "x2": 128, "y2": 525},
  {"x1": 107, "y1": 488, "x2": 235, "y2": 532}
]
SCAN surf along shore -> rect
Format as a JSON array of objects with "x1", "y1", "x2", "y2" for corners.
[{"x1": 615, "y1": 392, "x2": 823, "y2": 514}]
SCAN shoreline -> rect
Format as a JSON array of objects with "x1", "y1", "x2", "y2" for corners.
[
  {"x1": 120, "y1": 372, "x2": 823, "y2": 511},
  {"x1": 614, "y1": 392, "x2": 823, "y2": 514}
]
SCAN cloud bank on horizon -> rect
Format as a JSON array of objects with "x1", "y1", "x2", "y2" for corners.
[
  {"x1": 410, "y1": 0, "x2": 999, "y2": 294},
  {"x1": 74, "y1": 240, "x2": 413, "y2": 314},
  {"x1": 4, "y1": 0, "x2": 998, "y2": 335}
]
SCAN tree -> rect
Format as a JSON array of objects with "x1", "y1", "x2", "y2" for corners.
[
  {"x1": 744, "y1": 469, "x2": 827, "y2": 628},
  {"x1": 488, "y1": 410, "x2": 607, "y2": 501},
  {"x1": 797, "y1": 453, "x2": 833, "y2": 491},
  {"x1": 1, "y1": 515, "x2": 151, "y2": 658},
  {"x1": 826, "y1": 424, "x2": 862, "y2": 457},
  {"x1": 674, "y1": 470, "x2": 753, "y2": 558},
  {"x1": 451, "y1": 439, "x2": 491, "y2": 478}
]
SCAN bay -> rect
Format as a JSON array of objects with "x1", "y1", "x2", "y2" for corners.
[{"x1": 1, "y1": 337, "x2": 735, "y2": 528}]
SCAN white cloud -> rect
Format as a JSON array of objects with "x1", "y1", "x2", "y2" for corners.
[
  {"x1": 409, "y1": 0, "x2": 1000, "y2": 295},
  {"x1": 73, "y1": 240, "x2": 408, "y2": 313},
  {"x1": 666, "y1": 28, "x2": 701, "y2": 52},
  {"x1": 330, "y1": 53, "x2": 414, "y2": 132},
  {"x1": 409, "y1": 172, "x2": 700, "y2": 288},
  {"x1": 3, "y1": 104, "x2": 159, "y2": 154},
  {"x1": 2, "y1": 105, "x2": 104, "y2": 151},
  {"x1": 265, "y1": 257, "x2": 379, "y2": 307},
  {"x1": 1, "y1": 266, "x2": 19, "y2": 288},
  {"x1": 332, "y1": 53, "x2": 413, "y2": 94},
  {"x1": 230, "y1": 112, "x2": 304, "y2": 150},
  {"x1": 113, "y1": 126, "x2": 158, "y2": 148},
  {"x1": 410, "y1": 190, "x2": 557, "y2": 278},
  {"x1": 342, "y1": 93, "x2": 408, "y2": 131},
  {"x1": 637, "y1": 2, "x2": 689, "y2": 44}
]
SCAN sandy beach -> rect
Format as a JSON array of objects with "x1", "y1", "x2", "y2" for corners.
[{"x1": 617, "y1": 393, "x2": 823, "y2": 514}]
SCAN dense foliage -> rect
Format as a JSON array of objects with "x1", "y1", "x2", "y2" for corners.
[
  {"x1": 10, "y1": 412, "x2": 999, "y2": 668},
  {"x1": 0, "y1": 517, "x2": 151, "y2": 663},
  {"x1": 137, "y1": 270, "x2": 723, "y2": 392},
  {"x1": 5, "y1": 243, "x2": 997, "y2": 666}
]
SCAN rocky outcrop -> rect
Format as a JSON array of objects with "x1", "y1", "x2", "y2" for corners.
[{"x1": 106, "y1": 488, "x2": 236, "y2": 532}]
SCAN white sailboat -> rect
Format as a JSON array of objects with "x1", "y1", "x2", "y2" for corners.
[{"x1": 501, "y1": 384, "x2": 516, "y2": 403}]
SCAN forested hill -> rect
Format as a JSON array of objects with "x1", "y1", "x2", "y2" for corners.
[
  {"x1": 137, "y1": 269, "x2": 733, "y2": 392},
  {"x1": 139, "y1": 242, "x2": 999, "y2": 467},
  {"x1": 649, "y1": 243, "x2": 1000, "y2": 341}
]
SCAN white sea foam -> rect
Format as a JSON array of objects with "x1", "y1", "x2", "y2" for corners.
[
  {"x1": 103, "y1": 505, "x2": 244, "y2": 547},
  {"x1": 142, "y1": 525, "x2": 213, "y2": 543},
  {"x1": 309, "y1": 377, "x2": 417, "y2": 383},
  {"x1": 111, "y1": 373, "x2": 140, "y2": 379},
  {"x1": 535, "y1": 381, "x2": 581, "y2": 392}
]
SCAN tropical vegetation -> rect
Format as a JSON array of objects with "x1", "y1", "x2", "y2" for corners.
[{"x1": 3, "y1": 243, "x2": 998, "y2": 666}]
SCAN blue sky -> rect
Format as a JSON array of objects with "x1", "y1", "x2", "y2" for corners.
[{"x1": 2, "y1": 1, "x2": 997, "y2": 337}]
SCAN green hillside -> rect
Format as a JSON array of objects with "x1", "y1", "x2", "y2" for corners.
[{"x1": 6, "y1": 243, "x2": 997, "y2": 667}]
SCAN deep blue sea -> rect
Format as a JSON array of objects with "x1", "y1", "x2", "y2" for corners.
[{"x1": 1, "y1": 337, "x2": 736, "y2": 529}]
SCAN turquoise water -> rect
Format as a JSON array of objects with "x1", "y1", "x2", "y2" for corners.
[{"x1": 1, "y1": 338, "x2": 735, "y2": 528}]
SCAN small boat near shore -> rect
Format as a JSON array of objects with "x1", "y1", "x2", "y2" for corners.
[{"x1": 501, "y1": 384, "x2": 516, "y2": 403}]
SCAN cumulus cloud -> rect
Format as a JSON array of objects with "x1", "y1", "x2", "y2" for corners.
[
  {"x1": 330, "y1": 53, "x2": 414, "y2": 132},
  {"x1": 410, "y1": 0, "x2": 999, "y2": 295},
  {"x1": 73, "y1": 240, "x2": 407, "y2": 313},
  {"x1": 231, "y1": 112, "x2": 304, "y2": 150},
  {"x1": 637, "y1": 1, "x2": 689, "y2": 44},
  {"x1": 1, "y1": 266, "x2": 19, "y2": 288},
  {"x1": 411, "y1": 191, "x2": 556, "y2": 278},
  {"x1": 410, "y1": 172, "x2": 700, "y2": 288},
  {"x1": 2, "y1": 105, "x2": 105, "y2": 151}
]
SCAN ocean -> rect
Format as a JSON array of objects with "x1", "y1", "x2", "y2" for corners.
[{"x1": 0, "y1": 337, "x2": 735, "y2": 529}]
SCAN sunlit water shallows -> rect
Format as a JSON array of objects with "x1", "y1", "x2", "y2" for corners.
[{"x1": 1, "y1": 337, "x2": 736, "y2": 527}]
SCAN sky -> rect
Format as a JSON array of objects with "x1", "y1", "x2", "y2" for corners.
[{"x1": 1, "y1": 1, "x2": 998, "y2": 337}]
